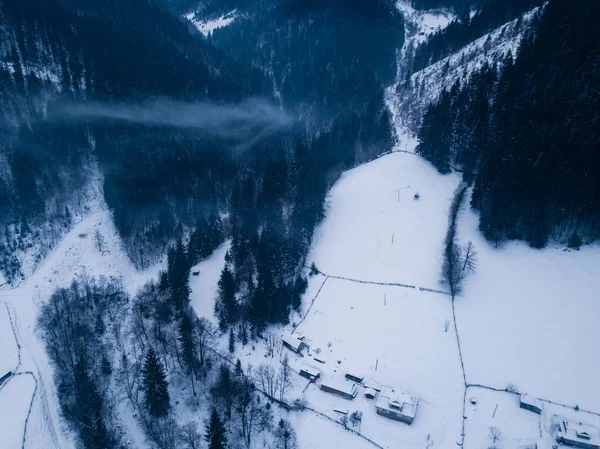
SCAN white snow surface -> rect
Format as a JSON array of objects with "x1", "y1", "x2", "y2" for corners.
[
  {"x1": 310, "y1": 152, "x2": 460, "y2": 286},
  {"x1": 0, "y1": 374, "x2": 37, "y2": 449},
  {"x1": 0, "y1": 304, "x2": 19, "y2": 376},
  {"x1": 456, "y1": 200, "x2": 600, "y2": 411},
  {"x1": 189, "y1": 240, "x2": 230, "y2": 326},
  {"x1": 185, "y1": 10, "x2": 237, "y2": 37}
]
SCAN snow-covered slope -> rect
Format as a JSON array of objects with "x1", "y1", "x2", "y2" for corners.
[
  {"x1": 386, "y1": 6, "x2": 541, "y2": 146},
  {"x1": 185, "y1": 10, "x2": 238, "y2": 37}
]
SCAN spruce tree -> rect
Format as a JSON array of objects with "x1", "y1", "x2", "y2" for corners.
[
  {"x1": 205, "y1": 407, "x2": 227, "y2": 449},
  {"x1": 228, "y1": 328, "x2": 235, "y2": 354},
  {"x1": 215, "y1": 265, "x2": 236, "y2": 330},
  {"x1": 142, "y1": 348, "x2": 170, "y2": 417}
]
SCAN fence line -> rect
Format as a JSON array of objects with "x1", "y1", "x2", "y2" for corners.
[
  {"x1": 293, "y1": 276, "x2": 329, "y2": 333},
  {"x1": 419, "y1": 287, "x2": 451, "y2": 295},
  {"x1": 303, "y1": 406, "x2": 384, "y2": 449}
]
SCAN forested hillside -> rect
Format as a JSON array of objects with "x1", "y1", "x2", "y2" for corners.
[
  {"x1": 0, "y1": 0, "x2": 263, "y2": 280},
  {"x1": 411, "y1": 0, "x2": 543, "y2": 73},
  {"x1": 417, "y1": 0, "x2": 600, "y2": 247}
]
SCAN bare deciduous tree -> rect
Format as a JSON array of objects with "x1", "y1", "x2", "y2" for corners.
[
  {"x1": 235, "y1": 378, "x2": 273, "y2": 447},
  {"x1": 143, "y1": 415, "x2": 178, "y2": 449},
  {"x1": 264, "y1": 332, "x2": 277, "y2": 358},
  {"x1": 462, "y1": 241, "x2": 478, "y2": 273},
  {"x1": 278, "y1": 353, "x2": 292, "y2": 402},
  {"x1": 94, "y1": 229, "x2": 105, "y2": 253},
  {"x1": 255, "y1": 363, "x2": 278, "y2": 399},
  {"x1": 196, "y1": 317, "x2": 215, "y2": 368},
  {"x1": 178, "y1": 421, "x2": 202, "y2": 449},
  {"x1": 489, "y1": 426, "x2": 503, "y2": 444}
]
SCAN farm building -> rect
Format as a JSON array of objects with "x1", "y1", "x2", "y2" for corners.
[
  {"x1": 520, "y1": 393, "x2": 543, "y2": 414},
  {"x1": 375, "y1": 387, "x2": 418, "y2": 424},
  {"x1": 364, "y1": 387, "x2": 377, "y2": 399},
  {"x1": 282, "y1": 333, "x2": 306, "y2": 353},
  {"x1": 320, "y1": 377, "x2": 358, "y2": 400},
  {"x1": 345, "y1": 372, "x2": 364, "y2": 383},
  {"x1": 299, "y1": 365, "x2": 320, "y2": 381},
  {"x1": 557, "y1": 420, "x2": 600, "y2": 449}
]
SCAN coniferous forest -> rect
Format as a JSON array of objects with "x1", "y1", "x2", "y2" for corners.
[{"x1": 417, "y1": 0, "x2": 600, "y2": 247}]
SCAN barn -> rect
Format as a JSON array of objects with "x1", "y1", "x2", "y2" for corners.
[
  {"x1": 320, "y1": 377, "x2": 358, "y2": 400},
  {"x1": 519, "y1": 393, "x2": 543, "y2": 414},
  {"x1": 299, "y1": 365, "x2": 320, "y2": 381}
]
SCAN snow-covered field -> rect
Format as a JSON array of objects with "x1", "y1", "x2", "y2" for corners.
[
  {"x1": 456, "y1": 203, "x2": 600, "y2": 411},
  {"x1": 293, "y1": 151, "x2": 600, "y2": 449},
  {"x1": 310, "y1": 152, "x2": 460, "y2": 286},
  {"x1": 0, "y1": 304, "x2": 19, "y2": 376},
  {"x1": 0, "y1": 374, "x2": 37, "y2": 448}
]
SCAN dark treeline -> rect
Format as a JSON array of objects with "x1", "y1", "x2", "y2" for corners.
[
  {"x1": 411, "y1": 0, "x2": 542, "y2": 73},
  {"x1": 417, "y1": 0, "x2": 600, "y2": 248}
]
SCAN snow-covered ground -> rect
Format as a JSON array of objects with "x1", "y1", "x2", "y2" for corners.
[
  {"x1": 310, "y1": 152, "x2": 460, "y2": 286},
  {"x1": 189, "y1": 240, "x2": 230, "y2": 326},
  {"x1": 0, "y1": 209, "x2": 163, "y2": 449},
  {"x1": 0, "y1": 304, "x2": 19, "y2": 376},
  {"x1": 185, "y1": 10, "x2": 238, "y2": 37},
  {"x1": 292, "y1": 151, "x2": 600, "y2": 449},
  {"x1": 395, "y1": 1, "x2": 454, "y2": 46},
  {"x1": 0, "y1": 374, "x2": 37, "y2": 449},
  {"x1": 455, "y1": 201, "x2": 600, "y2": 412}
]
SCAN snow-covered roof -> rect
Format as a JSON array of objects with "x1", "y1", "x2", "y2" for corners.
[
  {"x1": 300, "y1": 365, "x2": 320, "y2": 377},
  {"x1": 282, "y1": 333, "x2": 303, "y2": 351},
  {"x1": 376, "y1": 387, "x2": 418, "y2": 419},
  {"x1": 320, "y1": 377, "x2": 358, "y2": 396},
  {"x1": 558, "y1": 420, "x2": 600, "y2": 447},
  {"x1": 520, "y1": 393, "x2": 542, "y2": 408}
]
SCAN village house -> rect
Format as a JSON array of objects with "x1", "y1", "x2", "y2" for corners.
[
  {"x1": 282, "y1": 333, "x2": 306, "y2": 354},
  {"x1": 375, "y1": 387, "x2": 418, "y2": 424},
  {"x1": 520, "y1": 393, "x2": 543, "y2": 414},
  {"x1": 320, "y1": 377, "x2": 358, "y2": 400},
  {"x1": 557, "y1": 420, "x2": 600, "y2": 449},
  {"x1": 299, "y1": 365, "x2": 320, "y2": 381}
]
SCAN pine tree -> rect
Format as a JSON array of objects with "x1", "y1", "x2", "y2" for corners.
[
  {"x1": 215, "y1": 265, "x2": 237, "y2": 330},
  {"x1": 228, "y1": 328, "x2": 235, "y2": 354},
  {"x1": 142, "y1": 348, "x2": 170, "y2": 417},
  {"x1": 205, "y1": 408, "x2": 227, "y2": 449},
  {"x1": 179, "y1": 312, "x2": 198, "y2": 395}
]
